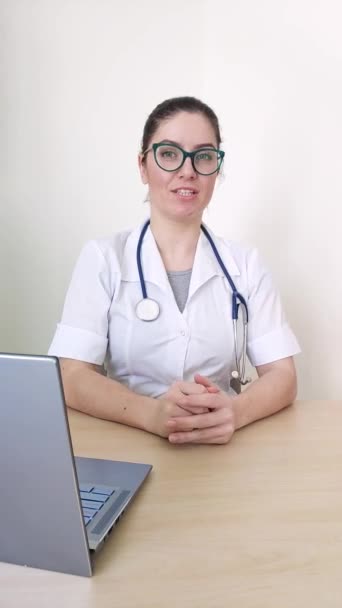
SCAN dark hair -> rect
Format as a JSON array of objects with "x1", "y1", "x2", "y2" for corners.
[{"x1": 141, "y1": 96, "x2": 222, "y2": 156}]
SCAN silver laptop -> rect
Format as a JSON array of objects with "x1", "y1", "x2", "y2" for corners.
[{"x1": 0, "y1": 353, "x2": 152, "y2": 577}]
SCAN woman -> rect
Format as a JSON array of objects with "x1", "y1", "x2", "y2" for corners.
[{"x1": 49, "y1": 96, "x2": 300, "y2": 444}]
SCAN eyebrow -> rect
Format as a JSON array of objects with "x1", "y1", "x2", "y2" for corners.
[{"x1": 159, "y1": 139, "x2": 217, "y2": 150}]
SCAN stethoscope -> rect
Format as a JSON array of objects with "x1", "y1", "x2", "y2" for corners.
[{"x1": 135, "y1": 219, "x2": 251, "y2": 389}]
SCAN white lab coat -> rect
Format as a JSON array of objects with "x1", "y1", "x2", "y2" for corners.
[{"x1": 48, "y1": 223, "x2": 300, "y2": 397}]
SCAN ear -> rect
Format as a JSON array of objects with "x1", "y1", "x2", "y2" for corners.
[{"x1": 138, "y1": 154, "x2": 148, "y2": 185}]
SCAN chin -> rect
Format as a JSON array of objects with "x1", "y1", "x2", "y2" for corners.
[{"x1": 169, "y1": 209, "x2": 203, "y2": 223}]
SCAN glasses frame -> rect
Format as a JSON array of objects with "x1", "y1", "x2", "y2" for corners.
[{"x1": 144, "y1": 142, "x2": 225, "y2": 176}]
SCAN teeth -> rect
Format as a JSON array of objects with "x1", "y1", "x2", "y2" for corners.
[{"x1": 177, "y1": 189, "x2": 195, "y2": 196}]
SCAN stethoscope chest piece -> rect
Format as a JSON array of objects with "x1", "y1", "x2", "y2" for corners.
[{"x1": 136, "y1": 298, "x2": 160, "y2": 321}]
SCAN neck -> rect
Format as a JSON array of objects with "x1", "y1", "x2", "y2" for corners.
[{"x1": 149, "y1": 213, "x2": 202, "y2": 272}]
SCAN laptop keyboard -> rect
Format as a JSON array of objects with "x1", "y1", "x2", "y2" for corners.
[{"x1": 79, "y1": 483, "x2": 116, "y2": 526}]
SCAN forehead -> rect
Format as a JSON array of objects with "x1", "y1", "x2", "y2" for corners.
[{"x1": 152, "y1": 111, "x2": 217, "y2": 148}]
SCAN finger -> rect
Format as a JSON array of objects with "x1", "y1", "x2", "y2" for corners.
[
  {"x1": 206, "y1": 386, "x2": 220, "y2": 393},
  {"x1": 169, "y1": 423, "x2": 234, "y2": 444},
  {"x1": 178, "y1": 405, "x2": 210, "y2": 415},
  {"x1": 194, "y1": 373, "x2": 220, "y2": 392},
  {"x1": 192, "y1": 433, "x2": 234, "y2": 445},
  {"x1": 176, "y1": 382, "x2": 208, "y2": 396},
  {"x1": 194, "y1": 373, "x2": 212, "y2": 387},
  {"x1": 177, "y1": 393, "x2": 222, "y2": 409},
  {"x1": 167, "y1": 410, "x2": 223, "y2": 432}
]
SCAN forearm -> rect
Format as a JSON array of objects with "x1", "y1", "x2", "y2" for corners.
[
  {"x1": 232, "y1": 358, "x2": 297, "y2": 430},
  {"x1": 60, "y1": 360, "x2": 158, "y2": 432}
]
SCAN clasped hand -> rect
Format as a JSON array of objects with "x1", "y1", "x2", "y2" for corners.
[{"x1": 158, "y1": 374, "x2": 236, "y2": 445}]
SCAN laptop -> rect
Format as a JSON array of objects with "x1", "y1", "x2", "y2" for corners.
[{"x1": 0, "y1": 353, "x2": 152, "y2": 577}]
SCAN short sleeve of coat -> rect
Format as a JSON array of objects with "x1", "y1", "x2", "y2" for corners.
[
  {"x1": 48, "y1": 241, "x2": 114, "y2": 364},
  {"x1": 245, "y1": 248, "x2": 300, "y2": 366}
]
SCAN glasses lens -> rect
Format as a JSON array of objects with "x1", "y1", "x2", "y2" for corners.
[
  {"x1": 155, "y1": 145, "x2": 183, "y2": 171},
  {"x1": 194, "y1": 149, "x2": 221, "y2": 175}
]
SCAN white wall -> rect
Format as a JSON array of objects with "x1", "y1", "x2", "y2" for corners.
[
  {"x1": 201, "y1": 0, "x2": 342, "y2": 399},
  {"x1": 1, "y1": 0, "x2": 341, "y2": 398}
]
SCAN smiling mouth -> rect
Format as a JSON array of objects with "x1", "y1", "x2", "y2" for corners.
[{"x1": 172, "y1": 188, "x2": 198, "y2": 197}]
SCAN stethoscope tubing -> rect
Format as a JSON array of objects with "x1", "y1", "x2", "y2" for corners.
[
  {"x1": 136, "y1": 220, "x2": 150, "y2": 300},
  {"x1": 200, "y1": 224, "x2": 248, "y2": 323}
]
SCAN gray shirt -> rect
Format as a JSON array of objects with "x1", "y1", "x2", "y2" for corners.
[{"x1": 166, "y1": 269, "x2": 192, "y2": 313}]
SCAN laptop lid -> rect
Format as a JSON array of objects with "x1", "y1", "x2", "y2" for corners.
[{"x1": 0, "y1": 353, "x2": 152, "y2": 577}]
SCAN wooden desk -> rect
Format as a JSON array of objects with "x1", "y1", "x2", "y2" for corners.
[{"x1": 1, "y1": 401, "x2": 342, "y2": 607}]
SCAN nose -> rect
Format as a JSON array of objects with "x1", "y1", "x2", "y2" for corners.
[{"x1": 178, "y1": 156, "x2": 197, "y2": 179}]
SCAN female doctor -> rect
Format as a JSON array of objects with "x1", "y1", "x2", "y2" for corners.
[{"x1": 49, "y1": 96, "x2": 300, "y2": 445}]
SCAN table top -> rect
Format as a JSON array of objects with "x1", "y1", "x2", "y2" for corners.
[{"x1": 2, "y1": 400, "x2": 342, "y2": 608}]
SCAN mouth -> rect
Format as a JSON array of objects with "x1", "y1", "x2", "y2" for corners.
[{"x1": 171, "y1": 188, "x2": 199, "y2": 198}]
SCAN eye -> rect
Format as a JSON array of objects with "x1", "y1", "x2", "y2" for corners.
[
  {"x1": 155, "y1": 145, "x2": 182, "y2": 166},
  {"x1": 195, "y1": 150, "x2": 215, "y2": 161},
  {"x1": 160, "y1": 149, "x2": 177, "y2": 159}
]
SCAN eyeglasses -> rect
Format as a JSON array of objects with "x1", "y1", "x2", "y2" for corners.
[{"x1": 143, "y1": 143, "x2": 225, "y2": 176}]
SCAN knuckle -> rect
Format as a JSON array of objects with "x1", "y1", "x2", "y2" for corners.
[
  {"x1": 223, "y1": 407, "x2": 233, "y2": 421},
  {"x1": 219, "y1": 436, "x2": 230, "y2": 444},
  {"x1": 216, "y1": 430, "x2": 231, "y2": 444}
]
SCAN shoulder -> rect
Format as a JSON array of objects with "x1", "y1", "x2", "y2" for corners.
[
  {"x1": 93, "y1": 229, "x2": 132, "y2": 265},
  {"x1": 209, "y1": 229, "x2": 263, "y2": 274},
  {"x1": 207, "y1": 228, "x2": 272, "y2": 296},
  {"x1": 67, "y1": 228, "x2": 137, "y2": 298},
  {"x1": 77, "y1": 228, "x2": 135, "y2": 273}
]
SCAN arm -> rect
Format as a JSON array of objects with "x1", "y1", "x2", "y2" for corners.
[
  {"x1": 165, "y1": 356, "x2": 297, "y2": 444},
  {"x1": 60, "y1": 358, "x2": 209, "y2": 437},
  {"x1": 233, "y1": 356, "x2": 297, "y2": 429}
]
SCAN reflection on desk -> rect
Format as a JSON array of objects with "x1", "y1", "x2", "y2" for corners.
[{"x1": 1, "y1": 401, "x2": 342, "y2": 608}]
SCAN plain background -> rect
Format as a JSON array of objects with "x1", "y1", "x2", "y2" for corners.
[{"x1": 1, "y1": 0, "x2": 341, "y2": 399}]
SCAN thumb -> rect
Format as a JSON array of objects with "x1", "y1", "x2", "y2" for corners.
[
  {"x1": 194, "y1": 373, "x2": 220, "y2": 393},
  {"x1": 206, "y1": 386, "x2": 220, "y2": 393}
]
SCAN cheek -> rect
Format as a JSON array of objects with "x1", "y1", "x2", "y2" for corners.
[
  {"x1": 202, "y1": 177, "x2": 217, "y2": 198},
  {"x1": 147, "y1": 165, "x2": 171, "y2": 191}
]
